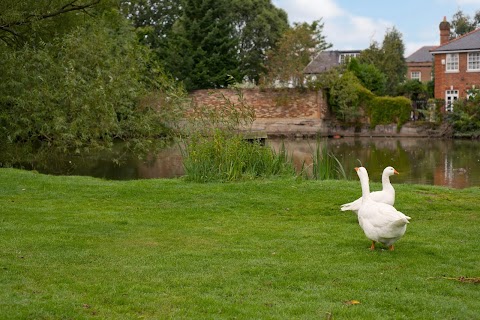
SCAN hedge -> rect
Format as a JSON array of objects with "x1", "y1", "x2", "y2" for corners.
[{"x1": 366, "y1": 96, "x2": 411, "y2": 129}]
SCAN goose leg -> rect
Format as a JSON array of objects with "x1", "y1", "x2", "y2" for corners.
[
  {"x1": 369, "y1": 241, "x2": 375, "y2": 250},
  {"x1": 389, "y1": 245, "x2": 394, "y2": 251}
]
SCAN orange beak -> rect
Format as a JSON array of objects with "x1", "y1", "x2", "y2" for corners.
[
  {"x1": 354, "y1": 167, "x2": 359, "y2": 172},
  {"x1": 394, "y1": 169, "x2": 399, "y2": 175}
]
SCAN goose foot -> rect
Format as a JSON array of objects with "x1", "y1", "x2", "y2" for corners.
[
  {"x1": 369, "y1": 241, "x2": 375, "y2": 250},
  {"x1": 389, "y1": 245, "x2": 395, "y2": 251}
]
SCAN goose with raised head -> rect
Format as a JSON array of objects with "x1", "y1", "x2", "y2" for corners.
[
  {"x1": 341, "y1": 166, "x2": 399, "y2": 213},
  {"x1": 354, "y1": 167, "x2": 410, "y2": 251}
]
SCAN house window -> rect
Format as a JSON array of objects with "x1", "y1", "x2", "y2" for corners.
[
  {"x1": 446, "y1": 53, "x2": 459, "y2": 72},
  {"x1": 339, "y1": 53, "x2": 358, "y2": 64},
  {"x1": 468, "y1": 52, "x2": 480, "y2": 71},
  {"x1": 411, "y1": 71, "x2": 421, "y2": 81}
]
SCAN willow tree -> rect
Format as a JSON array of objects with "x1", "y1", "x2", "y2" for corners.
[{"x1": 0, "y1": 0, "x2": 186, "y2": 153}]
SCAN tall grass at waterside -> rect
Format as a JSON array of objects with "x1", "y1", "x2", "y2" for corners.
[
  {"x1": 305, "y1": 140, "x2": 347, "y2": 180},
  {"x1": 181, "y1": 130, "x2": 296, "y2": 182},
  {"x1": 179, "y1": 87, "x2": 296, "y2": 182}
]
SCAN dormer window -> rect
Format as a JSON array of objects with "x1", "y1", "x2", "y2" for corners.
[
  {"x1": 468, "y1": 52, "x2": 480, "y2": 71},
  {"x1": 339, "y1": 53, "x2": 359, "y2": 64},
  {"x1": 446, "y1": 53, "x2": 459, "y2": 72}
]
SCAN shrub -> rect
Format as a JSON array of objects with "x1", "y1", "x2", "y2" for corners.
[
  {"x1": 447, "y1": 93, "x2": 480, "y2": 138},
  {"x1": 366, "y1": 96, "x2": 411, "y2": 129},
  {"x1": 328, "y1": 71, "x2": 375, "y2": 124}
]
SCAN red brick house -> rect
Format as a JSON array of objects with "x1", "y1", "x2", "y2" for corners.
[{"x1": 431, "y1": 17, "x2": 480, "y2": 111}]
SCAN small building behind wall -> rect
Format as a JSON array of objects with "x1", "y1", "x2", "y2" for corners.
[{"x1": 406, "y1": 46, "x2": 435, "y2": 83}]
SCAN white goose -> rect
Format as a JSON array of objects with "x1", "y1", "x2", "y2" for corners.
[
  {"x1": 341, "y1": 166, "x2": 399, "y2": 213},
  {"x1": 355, "y1": 167, "x2": 411, "y2": 251}
]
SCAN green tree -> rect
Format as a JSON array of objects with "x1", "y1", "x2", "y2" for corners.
[
  {"x1": 165, "y1": 0, "x2": 240, "y2": 90},
  {"x1": 263, "y1": 19, "x2": 332, "y2": 87},
  {"x1": 450, "y1": 9, "x2": 480, "y2": 38},
  {"x1": 347, "y1": 58, "x2": 386, "y2": 96},
  {"x1": 358, "y1": 27, "x2": 406, "y2": 96},
  {"x1": 0, "y1": 3, "x2": 187, "y2": 153},
  {"x1": 120, "y1": 0, "x2": 181, "y2": 65},
  {"x1": 230, "y1": 0, "x2": 289, "y2": 84}
]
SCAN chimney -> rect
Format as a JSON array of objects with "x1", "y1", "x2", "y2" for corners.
[{"x1": 439, "y1": 16, "x2": 451, "y2": 45}]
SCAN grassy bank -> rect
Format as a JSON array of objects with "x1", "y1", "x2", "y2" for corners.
[{"x1": 1, "y1": 168, "x2": 479, "y2": 319}]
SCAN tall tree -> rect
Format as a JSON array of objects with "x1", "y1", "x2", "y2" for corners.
[
  {"x1": 263, "y1": 19, "x2": 332, "y2": 87},
  {"x1": 358, "y1": 27, "x2": 406, "y2": 96},
  {"x1": 120, "y1": 0, "x2": 181, "y2": 60},
  {"x1": 166, "y1": 0, "x2": 240, "y2": 90},
  {"x1": 230, "y1": 0, "x2": 289, "y2": 84},
  {"x1": 381, "y1": 27, "x2": 406, "y2": 95}
]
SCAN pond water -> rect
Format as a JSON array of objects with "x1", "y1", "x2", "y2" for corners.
[
  {"x1": 269, "y1": 137, "x2": 480, "y2": 189},
  {"x1": 4, "y1": 137, "x2": 480, "y2": 189}
]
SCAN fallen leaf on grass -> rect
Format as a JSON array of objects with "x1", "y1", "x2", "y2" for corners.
[{"x1": 343, "y1": 300, "x2": 360, "y2": 305}]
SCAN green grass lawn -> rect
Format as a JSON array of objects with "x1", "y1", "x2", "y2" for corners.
[{"x1": 1, "y1": 168, "x2": 479, "y2": 319}]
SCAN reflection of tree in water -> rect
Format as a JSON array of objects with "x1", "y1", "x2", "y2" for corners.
[
  {"x1": 0, "y1": 140, "x2": 179, "y2": 180},
  {"x1": 327, "y1": 138, "x2": 412, "y2": 183}
]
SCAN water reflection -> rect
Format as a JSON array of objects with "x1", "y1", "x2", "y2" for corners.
[
  {"x1": 270, "y1": 137, "x2": 480, "y2": 189},
  {"x1": 2, "y1": 138, "x2": 480, "y2": 188}
]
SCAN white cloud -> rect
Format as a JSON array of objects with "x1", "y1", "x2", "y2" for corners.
[
  {"x1": 322, "y1": 14, "x2": 393, "y2": 52},
  {"x1": 274, "y1": 0, "x2": 444, "y2": 56},
  {"x1": 274, "y1": 0, "x2": 344, "y2": 23}
]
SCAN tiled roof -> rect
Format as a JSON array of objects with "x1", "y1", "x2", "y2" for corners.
[
  {"x1": 431, "y1": 28, "x2": 480, "y2": 53},
  {"x1": 303, "y1": 50, "x2": 361, "y2": 74},
  {"x1": 406, "y1": 46, "x2": 435, "y2": 62}
]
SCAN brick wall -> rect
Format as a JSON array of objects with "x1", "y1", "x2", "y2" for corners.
[{"x1": 189, "y1": 88, "x2": 327, "y2": 119}]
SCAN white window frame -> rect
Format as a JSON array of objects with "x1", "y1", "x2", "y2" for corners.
[
  {"x1": 446, "y1": 53, "x2": 459, "y2": 72},
  {"x1": 445, "y1": 89, "x2": 459, "y2": 112},
  {"x1": 411, "y1": 71, "x2": 421, "y2": 81},
  {"x1": 468, "y1": 52, "x2": 480, "y2": 71}
]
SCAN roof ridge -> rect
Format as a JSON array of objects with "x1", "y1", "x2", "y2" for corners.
[{"x1": 436, "y1": 27, "x2": 480, "y2": 49}]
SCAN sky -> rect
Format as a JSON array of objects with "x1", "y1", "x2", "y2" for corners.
[{"x1": 272, "y1": 0, "x2": 480, "y2": 56}]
